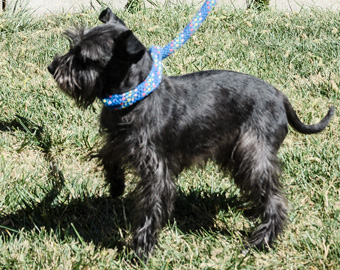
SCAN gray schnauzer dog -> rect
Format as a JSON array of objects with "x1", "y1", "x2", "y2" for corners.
[{"x1": 48, "y1": 8, "x2": 334, "y2": 259}]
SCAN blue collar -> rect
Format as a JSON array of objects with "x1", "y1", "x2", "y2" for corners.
[
  {"x1": 101, "y1": 0, "x2": 216, "y2": 109},
  {"x1": 102, "y1": 46, "x2": 162, "y2": 110}
]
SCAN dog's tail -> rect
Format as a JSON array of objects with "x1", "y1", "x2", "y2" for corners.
[{"x1": 283, "y1": 95, "x2": 335, "y2": 134}]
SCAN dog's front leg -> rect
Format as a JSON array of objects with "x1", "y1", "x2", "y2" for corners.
[
  {"x1": 132, "y1": 154, "x2": 176, "y2": 260},
  {"x1": 103, "y1": 163, "x2": 125, "y2": 198},
  {"x1": 98, "y1": 145, "x2": 125, "y2": 198}
]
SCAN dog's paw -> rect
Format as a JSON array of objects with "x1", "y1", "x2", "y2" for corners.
[{"x1": 109, "y1": 184, "x2": 125, "y2": 198}]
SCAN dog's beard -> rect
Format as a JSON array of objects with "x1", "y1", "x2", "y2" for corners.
[{"x1": 53, "y1": 54, "x2": 101, "y2": 108}]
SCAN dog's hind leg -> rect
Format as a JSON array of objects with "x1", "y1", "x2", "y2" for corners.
[
  {"x1": 232, "y1": 128, "x2": 288, "y2": 250},
  {"x1": 132, "y1": 152, "x2": 176, "y2": 260}
]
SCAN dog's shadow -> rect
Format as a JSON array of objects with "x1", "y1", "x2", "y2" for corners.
[
  {"x1": 0, "y1": 116, "x2": 247, "y2": 252},
  {"x1": 0, "y1": 178, "x2": 247, "y2": 252}
]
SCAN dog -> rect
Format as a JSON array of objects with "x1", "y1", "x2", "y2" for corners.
[{"x1": 48, "y1": 8, "x2": 335, "y2": 260}]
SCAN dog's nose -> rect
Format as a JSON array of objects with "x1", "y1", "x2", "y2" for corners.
[{"x1": 48, "y1": 63, "x2": 56, "y2": 75}]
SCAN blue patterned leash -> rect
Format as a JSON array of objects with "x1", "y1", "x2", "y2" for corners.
[
  {"x1": 161, "y1": 0, "x2": 217, "y2": 59},
  {"x1": 102, "y1": 0, "x2": 217, "y2": 110}
]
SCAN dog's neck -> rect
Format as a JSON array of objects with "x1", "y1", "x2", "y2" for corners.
[
  {"x1": 103, "y1": 51, "x2": 153, "y2": 94},
  {"x1": 122, "y1": 52, "x2": 153, "y2": 92},
  {"x1": 101, "y1": 46, "x2": 163, "y2": 110}
]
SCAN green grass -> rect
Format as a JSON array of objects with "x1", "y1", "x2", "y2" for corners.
[{"x1": 0, "y1": 3, "x2": 339, "y2": 269}]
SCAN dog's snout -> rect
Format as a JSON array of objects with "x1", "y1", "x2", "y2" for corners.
[{"x1": 48, "y1": 63, "x2": 56, "y2": 75}]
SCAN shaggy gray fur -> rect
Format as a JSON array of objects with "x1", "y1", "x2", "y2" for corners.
[{"x1": 48, "y1": 8, "x2": 335, "y2": 260}]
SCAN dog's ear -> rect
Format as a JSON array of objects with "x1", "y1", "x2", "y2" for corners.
[
  {"x1": 99, "y1": 8, "x2": 126, "y2": 26},
  {"x1": 64, "y1": 29, "x2": 83, "y2": 47},
  {"x1": 115, "y1": 30, "x2": 145, "y2": 63}
]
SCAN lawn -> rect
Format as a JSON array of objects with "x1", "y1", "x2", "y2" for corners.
[{"x1": 0, "y1": 2, "x2": 339, "y2": 269}]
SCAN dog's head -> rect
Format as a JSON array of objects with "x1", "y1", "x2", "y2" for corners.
[{"x1": 48, "y1": 8, "x2": 147, "y2": 107}]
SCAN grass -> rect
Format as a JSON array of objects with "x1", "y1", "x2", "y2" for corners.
[{"x1": 0, "y1": 2, "x2": 339, "y2": 269}]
